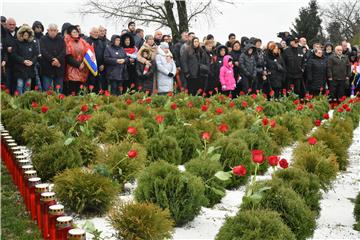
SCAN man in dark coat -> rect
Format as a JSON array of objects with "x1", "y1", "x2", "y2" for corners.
[
  {"x1": 282, "y1": 36, "x2": 305, "y2": 98},
  {"x1": 86, "y1": 26, "x2": 106, "y2": 93},
  {"x1": 239, "y1": 44, "x2": 257, "y2": 93},
  {"x1": 99, "y1": 26, "x2": 110, "y2": 46},
  {"x1": 32, "y1": 21, "x2": 44, "y2": 90},
  {"x1": 327, "y1": 45, "x2": 352, "y2": 101},
  {"x1": 12, "y1": 25, "x2": 38, "y2": 95},
  {"x1": 1, "y1": 16, "x2": 8, "y2": 86},
  {"x1": 40, "y1": 23, "x2": 65, "y2": 92},
  {"x1": 4, "y1": 17, "x2": 18, "y2": 93},
  {"x1": 306, "y1": 48, "x2": 327, "y2": 96}
]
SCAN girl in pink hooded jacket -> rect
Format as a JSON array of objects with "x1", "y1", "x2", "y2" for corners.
[{"x1": 220, "y1": 55, "x2": 236, "y2": 94}]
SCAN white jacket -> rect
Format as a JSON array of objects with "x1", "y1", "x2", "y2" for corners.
[{"x1": 155, "y1": 47, "x2": 176, "y2": 93}]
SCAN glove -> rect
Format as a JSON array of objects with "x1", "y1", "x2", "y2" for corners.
[{"x1": 168, "y1": 72, "x2": 174, "y2": 77}]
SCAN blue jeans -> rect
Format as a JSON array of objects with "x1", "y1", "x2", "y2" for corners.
[
  {"x1": 16, "y1": 78, "x2": 31, "y2": 95},
  {"x1": 42, "y1": 76, "x2": 63, "y2": 92}
]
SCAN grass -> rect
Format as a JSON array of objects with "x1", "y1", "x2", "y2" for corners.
[{"x1": 1, "y1": 162, "x2": 42, "y2": 240}]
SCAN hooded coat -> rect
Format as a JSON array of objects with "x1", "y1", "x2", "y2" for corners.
[
  {"x1": 208, "y1": 45, "x2": 229, "y2": 90},
  {"x1": 265, "y1": 51, "x2": 286, "y2": 89},
  {"x1": 137, "y1": 42, "x2": 157, "y2": 64},
  {"x1": 239, "y1": 44, "x2": 257, "y2": 79},
  {"x1": 155, "y1": 47, "x2": 176, "y2": 93},
  {"x1": 12, "y1": 25, "x2": 38, "y2": 80},
  {"x1": 136, "y1": 48, "x2": 155, "y2": 92},
  {"x1": 220, "y1": 55, "x2": 236, "y2": 91},
  {"x1": 104, "y1": 35, "x2": 129, "y2": 81},
  {"x1": 306, "y1": 54, "x2": 327, "y2": 90}
]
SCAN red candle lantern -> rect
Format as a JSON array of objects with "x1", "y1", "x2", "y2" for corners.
[
  {"x1": 68, "y1": 228, "x2": 86, "y2": 240},
  {"x1": 56, "y1": 216, "x2": 73, "y2": 240},
  {"x1": 20, "y1": 165, "x2": 33, "y2": 197},
  {"x1": 15, "y1": 155, "x2": 28, "y2": 189},
  {"x1": 8, "y1": 144, "x2": 20, "y2": 181},
  {"x1": 40, "y1": 192, "x2": 56, "y2": 239},
  {"x1": 251, "y1": 149, "x2": 264, "y2": 164},
  {"x1": 24, "y1": 170, "x2": 37, "y2": 210},
  {"x1": 48, "y1": 204, "x2": 64, "y2": 240},
  {"x1": 27, "y1": 177, "x2": 41, "y2": 221},
  {"x1": 35, "y1": 183, "x2": 49, "y2": 229}
]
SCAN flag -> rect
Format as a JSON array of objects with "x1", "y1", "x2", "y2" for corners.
[{"x1": 84, "y1": 45, "x2": 98, "y2": 76}]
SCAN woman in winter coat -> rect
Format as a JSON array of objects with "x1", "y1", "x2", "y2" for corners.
[
  {"x1": 220, "y1": 55, "x2": 236, "y2": 96},
  {"x1": 230, "y1": 41, "x2": 242, "y2": 96},
  {"x1": 136, "y1": 48, "x2": 155, "y2": 93},
  {"x1": 239, "y1": 44, "x2": 257, "y2": 93},
  {"x1": 155, "y1": 42, "x2": 176, "y2": 95},
  {"x1": 265, "y1": 42, "x2": 285, "y2": 99},
  {"x1": 104, "y1": 35, "x2": 129, "y2": 95},
  {"x1": 64, "y1": 25, "x2": 89, "y2": 95},
  {"x1": 12, "y1": 25, "x2": 38, "y2": 95},
  {"x1": 137, "y1": 35, "x2": 157, "y2": 65},
  {"x1": 121, "y1": 33, "x2": 138, "y2": 91},
  {"x1": 306, "y1": 48, "x2": 327, "y2": 96},
  {"x1": 181, "y1": 37, "x2": 207, "y2": 95}
]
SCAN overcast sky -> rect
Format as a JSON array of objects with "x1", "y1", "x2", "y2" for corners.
[{"x1": 2, "y1": 0, "x2": 340, "y2": 45}]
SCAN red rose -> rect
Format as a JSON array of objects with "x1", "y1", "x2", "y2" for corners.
[
  {"x1": 88, "y1": 85, "x2": 94, "y2": 90},
  {"x1": 242, "y1": 101, "x2": 248, "y2": 108},
  {"x1": 262, "y1": 117, "x2": 269, "y2": 126},
  {"x1": 58, "y1": 94, "x2": 65, "y2": 100},
  {"x1": 137, "y1": 99, "x2": 144, "y2": 104},
  {"x1": 129, "y1": 112, "x2": 136, "y2": 120},
  {"x1": 215, "y1": 108, "x2": 223, "y2": 115},
  {"x1": 168, "y1": 92, "x2": 174, "y2": 97},
  {"x1": 251, "y1": 94, "x2": 257, "y2": 99},
  {"x1": 208, "y1": 90, "x2": 213, "y2": 95},
  {"x1": 232, "y1": 165, "x2": 247, "y2": 176},
  {"x1": 228, "y1": 101, "x2": 235, "y2": 108},
  {"x1": 137, "y1": 85, "x2": 143, "y2": 91},
  {"x1": 170, "y1": 103, "x2": 177, "y2": 110},
  {"x1": 314, "y1": 119, "x2": 321, "y2": 127},
  {"x1": 218, "y1": 123, "x2": 229, "y2": 133},
  {"x1": 240, "y1": 91, "x2": 245, "y2": 95},
  {"x1": 34, "y1": 86, "x2": 39, "y2": 91},
  {"x1": 55, "y1": 84, "x2": 61, "y2": 90},
  {"x1": 126, "y1": 99, "x2": 132, "y2": 105},
  {"x1": 252, "y1": 150, "x2": 264, "y2": 164},
  {"x1": 31, "y1": 102, "x2": 38, "y2": 108},
  {"x1": 279, "y1": 158, "x2": 288, "y2": 169},
  {"x1": 198, "y1": 88, "x2": 203, "y2": 94},
  {"x1": 345, "y1": 107, "x2": 351, "y2": 112},
  {"x1": 80, "y1": 84, "x2": 84, "y2": 89},
  {"x1": 41, "y1": 106, "x2": 49, "y2": 113},
  {"x1": 76, "y1": 114, "x2": 92, "y2": 123},
  {"x1": 93, "y1": 104, "x2": 100, "y2": 111},
  {"x1": 270, "y1": 120, "x2": 276, "y2": 128},
  {"x1": 268, "y1": 155, "x2": 279, "y2": 166},
  {"x1": 145, "y1": 97, "x2": 152, "y2": 103},
  {"x1": 323, "y1": 113, "x2": 329, "y2": 119},
  {"x1": 130, "y1": 83, "x2": 136, "y2": 89},
  {"x1": 187, "y1": 102, "x2": 193, "y2": 108},
  {"x1": 104, "y1": 90, "x2": 111, "y2": 97},
  {"x1": 127, "y1": 127, "x2": 137, "y2": 136},
  {"x1": 296, "y1": 104, "x2": 304, "y2": 111},
  {"x1": 155, "y1": 115, "x2": 164, "y2": 124},
  {"x1": 201, "y1": 105, "x2": 208, "y2": 112},
  {"x1": 81, "y1": 104, "x2": 89, "y2": 113},
  {"x1": 307, "y1": 103, "x2": 313, "y2": 109},
  {"x1": 202, "y1": 132, "x2": 211, "y2": 141},
  {"x1": 337, "y1": 107, "x2": 344, "y2": 113},
  {"x1": 308, "y1": 137, "x2": 317, "y2": 145},
  {"x1": 127, "y1": 149, "x2": 137, "y2": 158},
  {"x1": 256, "y1": 106, "x2": 263, "y2": 113},
  {"x1": 293, "y1": 99, "x2": 300, "y2": 105},
  {"x1": 14, "y1": 90, "x2": 19, "y2": 96}
]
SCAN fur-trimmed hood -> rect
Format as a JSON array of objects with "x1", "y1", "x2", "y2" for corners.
[{"x1": 17, "y1": 25, "x2": 34, "y2": 42}]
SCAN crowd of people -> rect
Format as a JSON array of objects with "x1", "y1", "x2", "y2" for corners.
[{"x1": 1, "y1": 16, "x2": 360, "y2": 102}]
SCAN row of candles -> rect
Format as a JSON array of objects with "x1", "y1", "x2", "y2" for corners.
[{"x1": 1, "y1": 125, "x2": 87, "y2": 240}]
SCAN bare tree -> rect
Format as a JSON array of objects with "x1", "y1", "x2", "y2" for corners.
[
  {"x1": 80, "y1": 0, "x2": 233, "y2": 41},
  {"x1": 322, "y1": 0, "x2": 360, "y2": 42}
]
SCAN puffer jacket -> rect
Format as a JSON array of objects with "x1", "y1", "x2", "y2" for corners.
[
  {"x1": 220, "y1": 55, "x2": 236, "y2": 91},
  {"x1": 104, "y1": 35, "x2": 129, "y2": 81},
  {"x1": 155, "y1": 47, "x2": 176, "y2": 93},
  {"x1": 306, "y1": 55, "x2": 327, "y2": 90},
  {"x1": 239, "y1": 44, "x2": 257, "y2": 79}
]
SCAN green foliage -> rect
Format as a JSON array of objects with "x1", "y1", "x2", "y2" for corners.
[
  {"x1": 263, "y1": 101, "x2": 287, "y2": 117},
  {"x1": 354, "y1": 192, "x2": 360, "y2": 231},
  {"x1": 146, "y1": 135, "x2": 182, "y2": 165},
  {"x1": 87, "y1": 111, "x2": 112, "y2": 136},
  {"x1": 216, "y1": 209, "x2": 296, "y2": 240},
  {"x1": 241, "y1": 180, "x2": 316, "y2": 240},
  {"x1": 17, "y1": 91, "x2": 46, "y2": 109},
  {"x1": 74, "y1": 135, "x2": 99, "y2": 166},
  {"x1": 273, "y1": 168, "x2": 321, "y2": 213},
  {"x1": 293, "y1": 141, "x2": 339, "y2": 190},
  {"x1": 220, "y1": 110, "x2": 247, "y2": 130},
  {"x1": 269, "y1": 125, "x2": 292, "y2": 147},
  {"x1": 328, "y1": 117, "x2": 354, "y2": 147},
  {"x1": 32, "y1": 141, "x2": 83, "y2": 180},
  {"x1": 135, "y1": 161, "x2": 207, "y2": 226},
  {"x1": 109, "y1": 201, "x2": 174, "y2": 240},
  {"x1": 54, "y1": 168, "x2": 118, "y2": 215},
  {"x1": 185, "y1": 157, "x2": 226, "y2": 207}
]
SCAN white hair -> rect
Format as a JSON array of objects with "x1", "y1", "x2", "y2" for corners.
[{"x1": 48, "y1": 24, "x2": 58, "y2": 30}]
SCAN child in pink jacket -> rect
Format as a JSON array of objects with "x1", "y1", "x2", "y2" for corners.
[{"x1": 220, "y1": 55, "x2": 236, "y2": 95}]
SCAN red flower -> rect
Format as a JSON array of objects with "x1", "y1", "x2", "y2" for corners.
[
  {"x1": 76, "y1": 114, "x2": 92, "y2": 123},
  {"x1": 270, "y1": 120, "x2": 276, "y2": 128},
  {"x1": 314, "y1": 119, "x2": 321, "y2": 127},
  {"x1": 208, "y1": 90, "x2": 213, "y2": 95},
  {"x1": 47, "y1": 90, "x2": 53, "y2": 96},
  {"x1": 41, "y1": 106, "x2": 49, "y2": 113},
  {"x1": 170, "y1": 103, "x2": 177, "y2": 110},
  {"x1": 282, "y1": 89, "x2": 287, "y2": 95},
  {"x1": 337, "y1": 107, "x2": 344, "y2": 113},
  {"x1": 145, "y1": 97, "x2": 152, "y2": 104},
  {"x1": 228, "y1": 101, "x2": 235, "y2": 108},
  {"x1": 126, "y1": 99, "x2": 132, "y2": 105},
  {"x1": 215, "y1": 108, "x2": 223, "y2": 115},
  {"x1": 198, "y1": 88, "x2": 203, "y2": 94},
  {"x1": 251, "y1": 94, "x2": 257, "y2": 99},
  {"x1": 93, "y1": 104, "x2": 100, "y2": 111},
  {"x1": 232, "y1": 165, "x2": 247, "y2": 176},
  {"x1": 104, "y1": 90, "x2": 111, "y2": 97},
  {"x1": 88, "y1": 85, "x2": 94, "y2": 91},
  {"x1": 290, "y1": 84, "x2": 295, "y2": 89},
  {"x1": 55, "y1": 84, "x2": 61, "y2": 90},
  {"x1": 296, "y1": 104, "x2": 304, "y2": 111},
  {"x1": 240, "y1": 91, "x2": 245, "y2": 95},
  {"x1": 293, "y1": 99, "x2": 300, "y2": 105},
  {"x1": 268, "y1": 155, "x2": 279, "y2": 167},
  {"x1": 187, "y1": 102, "x2": 193, "y2": 108},
  {"x1": 252, "y1": 150, "x2": 264, "y2": 164},
  {"x1": 262, "y1": 117, "x2": 269, "y2": 126},
  {"x1": 308, "y1": 137, "x2": 317, "y2": 145},
  {"x1": 201, "y1": 105, "x2": 208, "y2": 112},
  {"x1": 345, "y1": 107, "x2": 351, "y2": 112},
  {"x1": 342, "y1": 103, "x2": 349, "y2": 109},
  {"x1": 167, "y1": 92, "x2": 174, "y2": 97},
  {"x1": 155, "y1": 115, "x2": 164, "y2": 124},
  {"x1": 14, "y1": 90, "x2": 19, "y2": 96},
  {"x1": 307, "y1": 103, "x2": 313, "y2": 109},
  {"x1": 127, "y1": 127, "x2": 137, "y2": 136},
  {"x1": 137, "y1": 99, "x2": 144, "y2": 104},
  {"x1": 202, "y1": 132, "x2": 211, "y2": 141},
  {"x1": 130, "y1": 83, "x2": 136, "y2": 89},
  {"x1": 305, "y1": 94, "x2": 313, "y2": 100},
  {"x1": 256, "y1": 106, "x2": 263, "y2": 113},
  {"x1": 279, "y1": 158, "x2": 289, "y2": 169},
  {"x1": 31, "y1": 102, "x2": 38, "y2": 108},
  {"x1": 58, "y1": 94, "x2": 65, "y2": 100},
  {"x1": 242, "y1": 101, "x2": 248, "y2": 108},
  {"x1": 80, "y1": 84, "x2": 84, "y2": 89},
  {"x1": 34, "y1": 86, "x2": 39, "y2": 91},
  {"x1": 218, "y1": 123, "x2": 229, "y2": 133},
  {"x1": 81, "y1": 104, "x2": 89, "y2": 113},
  {"x1": 127, "y1": 149, "x2": 137, "y2": 158},
  {"x1": 129, "y1": 112, "x2": 136, "y2": 120},
  {"x1": 323, "y1": 113, "x2": 329, "y2": 119},
  {"x1": 137, "y1": 85, "x2": 143, "y2": 91}
]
